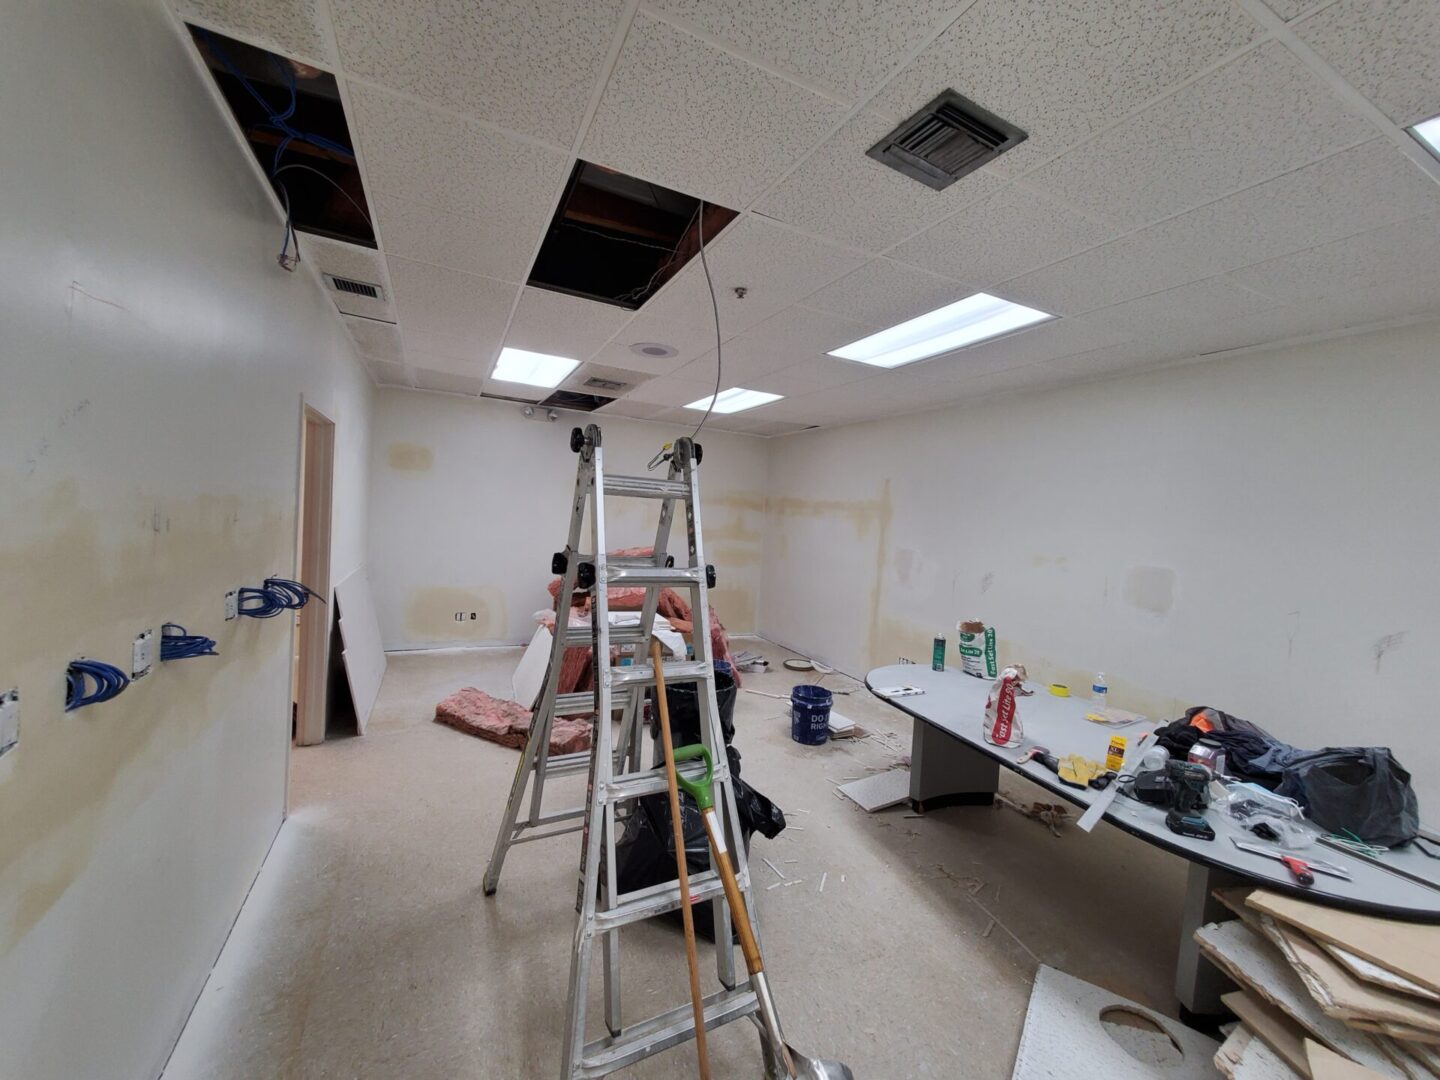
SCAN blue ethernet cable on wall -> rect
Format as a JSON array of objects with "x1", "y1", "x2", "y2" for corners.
[
  {"x1": 160, "y1": 624, "x2": 218, "y2": 661},
  {"x1": 65, "y1": 658, "x2": 130, "y2": 712},
  {"x1": 237, "y1": 577, "x2": 326, "y2": 619}
]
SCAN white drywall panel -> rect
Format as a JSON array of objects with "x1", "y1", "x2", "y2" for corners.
[
  {"x1": 367, "y1": 392, "x2": 770, "y2": 649},
  {"x1": 335, "y1": 568, "x2": 387, "y2": 734},
  {"x1": 759, "y1": 320, "x2": 1440, "y2": 811},
  {"x1": 0, "y1": 2, "x2": 374, "y2": 1077}
]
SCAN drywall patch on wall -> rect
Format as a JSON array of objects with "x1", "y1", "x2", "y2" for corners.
[
  {"x1": 707, "y1": 587, "x2": 756, "y2": 634},
  {"x1": 1122, "y1": 566, "x2": 1176, "y2": 616},
  {"x1": 386, "y1": 442, "x2": 433, "y2": 471},
  {"x1": 406, "y1": 586, "x2": 507, "y2": 642}
]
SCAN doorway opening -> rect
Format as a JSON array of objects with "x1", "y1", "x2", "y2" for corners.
[{"x1": 292, "y1": 405, "x2": 335, "y2": 754}]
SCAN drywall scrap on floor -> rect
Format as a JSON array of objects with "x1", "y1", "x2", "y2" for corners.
[
  {"x1": 1194, "y1": 921, "x2": 1407, "y2": 1079},
  {"x1": 837, "y1": 769, "x2": 910, "y2": 812},
  {"x1": 1217, "y1": 1024, "x2": 1305, "y2": 1080},
  {"x1": 1011, "y1": 965, "x2": 1218, "y2": 1080},
  {"x1": 335, "y1": 567, "x2": 387, "y2": 734}
]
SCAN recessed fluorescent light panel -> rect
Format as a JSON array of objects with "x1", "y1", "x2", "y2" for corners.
[
  {"x1": 492, "y1": 347, "x2": 580, "y2": 388},
  {"x1": 684, "y1": 387, "x2": 783, "y2": 414},
  {"x1": 1411, "y1": 115, "x2": 1440, "y2": 159},
  {"x1": 828, "y1": 292, "x2": 1054, "y2": 368}
]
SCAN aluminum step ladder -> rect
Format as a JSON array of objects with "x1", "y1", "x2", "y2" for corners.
[{"x1": 483, "y1": 424, "x2": 761, "y2": 1079}]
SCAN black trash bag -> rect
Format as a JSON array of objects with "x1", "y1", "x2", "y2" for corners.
[
  {"x1": 614, "y1": 668, "x2": 786, "y2": 940},
  {"x1": 1276, "y1": 747, "x2": 1420, "y2": 848}
]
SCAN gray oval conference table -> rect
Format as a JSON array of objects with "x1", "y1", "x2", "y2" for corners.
[{"x1": 865, "y1": 663, "x2": 1440, "y2": 1017}]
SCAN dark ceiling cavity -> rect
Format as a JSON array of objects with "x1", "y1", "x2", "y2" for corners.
[
  {"x1": 528, "y1": 161, "x2": 738, "y2": 310},
  {"x1": 188, "y1": 26, "x2": 376, "y2": 248},
  {"x1": 538, "y1": 389, "x2": 615, "y2": 412},
  {"x1": 867, "y1": 89, "x2": 1027, "y2": 191}
]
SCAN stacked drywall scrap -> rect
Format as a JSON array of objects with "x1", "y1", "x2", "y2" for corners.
[{"x1": 1197, "y1": 889, "x2": 1440, "y2": 1079}]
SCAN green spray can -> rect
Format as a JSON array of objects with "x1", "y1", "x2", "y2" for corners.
[{"x1": 932, "y1": 635, "x2": 946, "y2": 671}]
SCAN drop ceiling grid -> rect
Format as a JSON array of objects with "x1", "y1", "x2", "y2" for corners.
[{"x1": 173, "y1": 0, "x2": 1440, "y2": 429}]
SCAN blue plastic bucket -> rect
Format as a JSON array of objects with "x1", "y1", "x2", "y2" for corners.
[{"x1": 790, "y1": 685, "x2": 832, "y2": 745}]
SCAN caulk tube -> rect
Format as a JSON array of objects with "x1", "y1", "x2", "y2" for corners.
[{"x1": 983, "y1": 665, "x2": 1026, "y2": 748}]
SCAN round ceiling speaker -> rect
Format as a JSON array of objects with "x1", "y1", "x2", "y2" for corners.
[{"x1": 631, "y1": 342, "x2": 677, "y2": 359}]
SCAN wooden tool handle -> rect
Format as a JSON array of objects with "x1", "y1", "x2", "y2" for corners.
[
  {"x1": 650, "y1": 641, "x2": 711, "y2": 1080},
  {"x1": 699, "y1": 806, "x2": 763, "y2": 977}
]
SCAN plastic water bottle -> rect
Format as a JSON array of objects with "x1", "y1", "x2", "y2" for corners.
[{"x1": 1092, "y1": 671, "x2": 1108, "y2": 705}]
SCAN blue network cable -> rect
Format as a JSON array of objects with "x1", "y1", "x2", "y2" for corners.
[
  {"x1": 160, "y1": 623, "x2": 218, "y2": 661},
  {"x1": 66, "y1": 659, "x2": 130, "y2": 712},
  {"x1": 237, "y1": 577, "x2": 325, "y2": 619}
]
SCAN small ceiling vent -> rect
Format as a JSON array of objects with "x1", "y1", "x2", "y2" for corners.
[
  {"x1": 867, "y1": 90, "x2": 1026, "y2": 191},
  {"x1": 323, "y1": 273, "x2": 385, "y2": 300},
  {"x1": 583, "y1": 376, "x2": 628, "y2": 392}
]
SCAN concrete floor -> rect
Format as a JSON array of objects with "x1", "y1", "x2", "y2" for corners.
[{"x1": 163, "y1": 639, "x2": 1190, "y2": 1079}]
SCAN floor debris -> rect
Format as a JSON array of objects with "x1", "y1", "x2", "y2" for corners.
[
  {"x1": 819, "y1": 873, "x2": 827, "y2": 894},
  {"x1": 837, "y1": 769, "x2": 910, "y2": 812},
  {"x1": 994, "y1": 792, "x2": 1070, "y2": 836},
  {"x1": 762, "y1": 857, "x2": 786, "y2": 881}
]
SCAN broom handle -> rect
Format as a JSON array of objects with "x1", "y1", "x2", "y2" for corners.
[{"x1": 650, "y1": 640, "x2": 711, "y2": 1080}]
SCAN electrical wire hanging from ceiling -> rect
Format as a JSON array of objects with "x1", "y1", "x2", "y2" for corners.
[{"x1": 691, "y1": 205, "x2": 723, "y2": 440}]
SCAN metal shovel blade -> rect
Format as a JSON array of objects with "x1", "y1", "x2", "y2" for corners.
[{"x1": 758, "y1": 1026, "x2": 855, "y2": 1080}]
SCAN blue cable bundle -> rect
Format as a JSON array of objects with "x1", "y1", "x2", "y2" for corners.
[
  {"x1": 237, "y1": 577, "x2": 325, "y2": 619},
  {"x1": 160, "y1": 623, "x2": 218, "y2": 661},
  {"x1": 66, "y1": 659, "x2": 130, "y2": 712}
]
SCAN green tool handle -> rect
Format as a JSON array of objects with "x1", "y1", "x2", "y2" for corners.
[{"x1": 672, "y1": 743, "x2": 714, "y2": 810}]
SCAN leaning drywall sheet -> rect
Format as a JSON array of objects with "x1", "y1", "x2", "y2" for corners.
[
  {"x1": 335, "y1": 567, "x2": 387, "y2": 734},
  {"x1": 1195, "y1": 921, "x2": 1406, "y2": 1079},
  {"x1": 1323, "y1": 944, "x2": 1440, "y2": 1005},
  {"x1": 1248, "y1": 892, "x2": 1440, "y2": 998},
  {"x1": 1225, "y1": 989, "x2": 1312, "y2": 1075},
  {"x1": 1308, "y1": 1040, "x2": 1392, "y2": 1080},
  {"x1": 1011, "y1": 965, "x2": 1218, "y2": 1080},
  {"x1": 512, "y1": 625, "x2": 549, "y2": 708}
]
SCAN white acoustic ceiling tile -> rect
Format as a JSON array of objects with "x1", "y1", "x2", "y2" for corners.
[
  {"x1": 386, "y1": 256, "x2": 517, "y2": 364},
  {"x1": 365, "y1": 358, "x2": 410, "y2": 386},
  {"x1": 176, "y1": 0, "x2": 330, "y2": 62},
  {"x1": 754, "y1": 380, "x2": 888, "y2": 423},
  {"x1": 401, "y1": 347, "x2": 489, "y2": 379},
  {"x1": 479, "y1": 375, "x2": 546, "y2": 402},
  {"x1": 341, "y1": 314, "x2": 404, "y2": 363},
  {"x1": 678, "y1": 304, "x2": 878, "y2": 385},
  {"x1": 747, "y1": 355, "x2": 878, "y2": 397},
  {"x1": 1227, "y1": 215, "x2": 1440, "y2": 305},
  {"x1": 755, "y1": 111, "x2": 1006, "y2": 252},
  {"x1": 891, "y1": 183, "x2": 1116, "y2": 286},
  {"x1": 800, "y1": 258, "x2": 974, "y2": 327},
  {"x1": 619, "y1": 373, "x2": 718, "y2": 408},
  {"x1": 597, "y1": 398, "x2": 669, "y2": 420},
  {"x1": 643, "y1": 0, "x2": 958, "y2": 101},
  {"x1": 994, "y1": 230, "x2": 1216, "y2": 316},
  {"x1": 1260, "y1": 0, "x2": 1325, "y2": 19},
  {"x1": 582, "y1": 13, "x2": 847, "y2": 208},
  {"x1": 1094, "y1": 278, "x2": 1277, "y2": 344},
  {"x1": 1295, "y1": 0, "x2": 1440, "y2": 127},
  {"x1": 329, "y1": 0, "x2": 628, "y2": 145},
  {"x1": 372, "y1": 194, "x2": 540, "y2": 284},
  {"x1": 589, "y1": 339, "x2": 693, "y2": 377},
  {"x1": 1039, "y1": 341, "x2": 1168, "y2": 379},
  {"x1": 1026, "y1": 43, "x2": 1375, "y2": 229},
  {"x1": 901, "y1": 311, "x2": 1132, "y2": 382},
  {"x1": 412, "y1": 368, "x2": 485, "y2": 396},
  {"x1": 697, "y1": 413, "x2": 803, "y2": 437},
  {"x1": 300, "y1": 233, "x2": 395, "y2": 320},
  {"x1": 505, "y1": 288, "x2": 633, "y2": 362},
  {"x1": 874, "y1": 0, "x2": 1260, "y2": 172}
]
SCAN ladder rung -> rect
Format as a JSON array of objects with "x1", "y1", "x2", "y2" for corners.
[
  {"x1": 610, "y1": 660, "x2": 709, "y2": 689},
  {"x1": 533, "y1": 750, "x2": 591, "y2": 777},
  {"x1": 577, "y1": 984, "x2": 759, "y2": 1078},
  {"x1": 576, "y1": 553, "x2": 669, "y2": 568},
  {"x1": 554, "y1": 687, "x2": 634, "y2": 716},
  {"x1": 602, "y1": 475, "x2": 689, "y2": 500},
  {"x1": 603, "y1": 757, "x2": 725, "y2": 804},
  {"x1": 593, "y1": 867, "x2": 741, "y2": 932},
  {"x1": 509, "y1": 820, "x2": 585, "y2": 845},
  {"x1": 563, "y1": 624, "x2": 648, "y2": 648},
  {"x1": 603, "y1": 565, "x2": 701, "y2": 587}
]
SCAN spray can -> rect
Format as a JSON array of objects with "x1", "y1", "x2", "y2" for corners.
[{"x1": 932, "y1": 635, "x2": 946, "y2": 671}]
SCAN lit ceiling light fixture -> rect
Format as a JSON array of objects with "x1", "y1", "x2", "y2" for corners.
[
  {"x1": 684, "y1": 387, "x2": 783, "y2": 414},
  {"x1": 1411, "y1": 114, "x2": 1440, "y2": 159},
  {"x1": 828, "y1": 292, "x2": 1055, "y2": 368},
  {"x1": 492, "y1": 347, "x2": 580, "y2": 388}
]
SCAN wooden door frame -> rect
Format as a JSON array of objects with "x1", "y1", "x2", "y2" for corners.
[{"x1": 294, "y1": 403, "x2": 335, "y2": 748}]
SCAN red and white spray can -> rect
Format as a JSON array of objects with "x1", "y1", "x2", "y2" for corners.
[{"x1": 983, "y1": 665, "x2": 1027, "y2": 748}]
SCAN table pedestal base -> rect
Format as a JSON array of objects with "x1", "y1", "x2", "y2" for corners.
[{"x1": 909, "y1": 716, "x2": 999, "y2": 811}]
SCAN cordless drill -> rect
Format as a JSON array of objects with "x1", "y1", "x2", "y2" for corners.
[{"x1": 1165, "y1": 761, "x2": 1215, "y2": 840}]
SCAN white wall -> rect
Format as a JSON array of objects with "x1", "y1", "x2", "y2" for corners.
[
  {"x1": 369, "y1": 391, "x2": 769, "y2": 649},
  {"x1": 0, "y1": 3, "x2": 373, "y2": 1079},
  {"x1": 760, "y1": 320, "x2": 1440, "y2": 810}
]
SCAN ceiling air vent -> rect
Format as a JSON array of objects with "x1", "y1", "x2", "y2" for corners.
[
  {"x1": 583, "y1": 376, "x2": 629, "y2": 393},
  {"x1": 323, "y1": 273, "x2": 385, "y2": 300},
  {"x1": 867, "y1": 90, "x2": 1027, "y2": 191}
]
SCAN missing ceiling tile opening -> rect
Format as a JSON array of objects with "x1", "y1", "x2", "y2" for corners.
[
  {"x1": 868, "y1": 89, "x2": 1027, "y2": 190},
  {"x1": 188, "y1": 26, "x2": 375, "y2": 247},
  {"x1": 528, "y1": 162, "x2": 737, "y2": 310}
]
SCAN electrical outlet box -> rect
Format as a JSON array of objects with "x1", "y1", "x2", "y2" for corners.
[
  {"x1": 132, "y1": 629, "x2": 155, "y2": 679},
  {"x1": 224, "y1": 590, "x2": 239, "y2": 621},
  {"x1": 0, "y1": 689, "x2": 17, "y2": 758}
]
